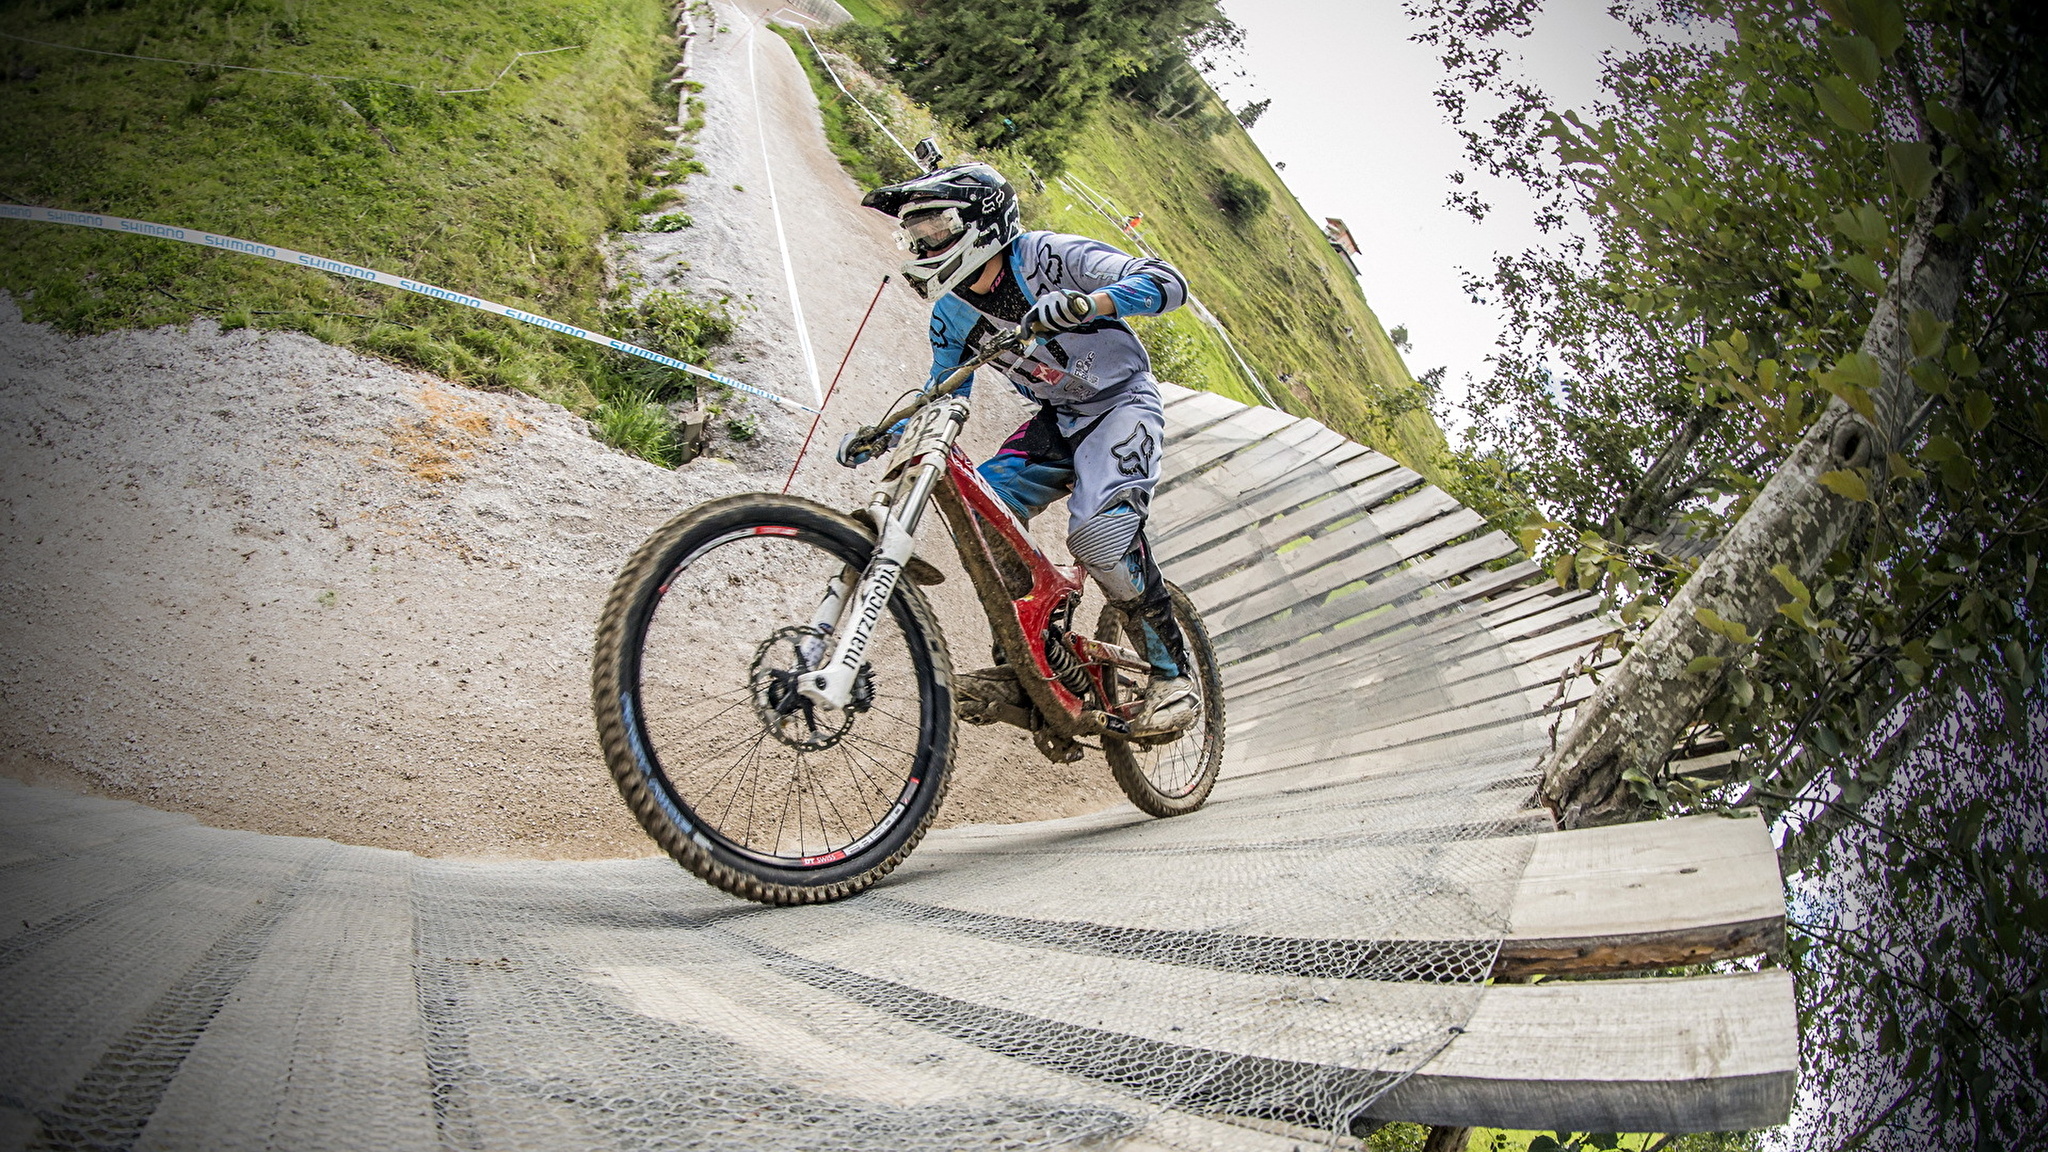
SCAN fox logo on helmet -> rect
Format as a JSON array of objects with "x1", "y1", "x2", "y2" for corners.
[{"x1": 861, "y1": 164, "x2": 1022, "y2": 300}]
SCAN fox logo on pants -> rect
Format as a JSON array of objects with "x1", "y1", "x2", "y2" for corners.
[{"x1": 1111, "y1": 423, "x2": 1156, "y2": 478}]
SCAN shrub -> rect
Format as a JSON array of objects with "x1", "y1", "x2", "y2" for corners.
[
  {"x1": 593, "y1": 395, "x2": 681, "y2": 467},
  {"x1": 1212, "y1": 169, "x2": 1269, "y2": 224},
  {"x1": 1127, "y1": 313, "x2": 1210, "y2": 390},
  {"x1": 602, "y1": 290, "x2": 734, "y2": 403},
  {"x1": 648, "y1": 213, "x2": 694, "y2": 232},
  {"x1": 821, "y1": 22, "x2": 897, "y2": 74}
]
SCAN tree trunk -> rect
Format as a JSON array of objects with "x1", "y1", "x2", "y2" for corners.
[
  {"x1": 1617, "y1": 404, "x2": 1720, "y2": 540},
  {"x1": 1422, "y1": 1125, "x2": 1472, "y2": 1152},
  {"x1": 1537, "y1": 113, "x2": 1988, "y2": 828}
]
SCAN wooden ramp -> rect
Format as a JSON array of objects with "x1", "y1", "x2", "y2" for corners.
[{"x1": 0, "y1": 386, "x2": 1794, "y2": 1150}]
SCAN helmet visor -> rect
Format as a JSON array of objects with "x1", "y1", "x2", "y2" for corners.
[{"x1": 897, "y1": 207, "x2": 965, "y2": 257}]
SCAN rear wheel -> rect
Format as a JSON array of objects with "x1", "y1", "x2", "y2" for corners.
[
  {"x1": 1097, "y1": 582, "x2": 1225, "y2": 817},
  {"x1": 592, "y1": 495, "x2": 954, "y2": 904}
]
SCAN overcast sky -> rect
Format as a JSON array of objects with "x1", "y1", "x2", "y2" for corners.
[{"x1": 1209, "y1": 0, "x2": 1639, "y2": 425}]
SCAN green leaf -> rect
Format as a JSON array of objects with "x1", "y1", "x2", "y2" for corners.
[
  {"x1": 1909, "y1": 361, "x2": 1952, "y2": 397},
  {"x1": 1887, "y1": 452, "x2": 1925, "y2": 481},
  {"x1": 1815, "y1": 75, "x2": 1875, "y2": 133},
  {"x1": 1838, "y1": 252, "x2": 1888, "y2": 295},
  {"x1": 1962, "y1": 389, "x2": 1994, "y2": 432},
  {"x1": 2002, "y1": 640, "x2": 2032, "y2": 685},
  {"x1": 1695, "y1": 606, "x2": 1755, "y2": 645},
  {"x1": 1688, "y1": 655, "x2": 1726, "y2": 674},
  {"x1": 1830, "y1": 203, "x2": 1891, "y2": 256},
  {"x1": 1922, "y1": 434, "x2": 1962, "y2": 461},
  {"x1": 1887, "y1": 141, "x2": 1936, "y2": 201},
  {"x1": 1895, "y1": 656, "x2": 1924, "y2": 685},
  {"x1": 1770, "y1": 562, "x2": 1813, "y2": 604},
  {"x1": 1907, "y1": 307, "x2": 1949, "y2": 359},
  {"x1": 1820, "y1": 469, "x2": 1872, "y2": 502},
  {"x1": 1821, "y1": 353, "x2": 1882, "y2": 420},
  {"x1": 1846, "y1": 0, "x2": 1907, "y2": 56},
  {"x1": 1940, "y1": 453, "x2": 1978, "y2": 492},
  {"x1": 1947, "y1": 343, "x2": 1982, "y2": 377},
  {"x1": 1825, "y1": 33, "x2": 1881, "y2": 86}
]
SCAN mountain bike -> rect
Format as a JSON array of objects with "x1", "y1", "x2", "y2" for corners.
[{"x1": 591, "y1": 326, "x2": 1225, "y2": 904}]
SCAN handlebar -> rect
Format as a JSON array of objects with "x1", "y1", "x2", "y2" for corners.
[{"x1": 840, "y1": 324, "x2": 1035, "y2": 464}]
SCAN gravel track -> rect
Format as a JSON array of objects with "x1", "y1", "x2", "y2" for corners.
[{"x1": 0, "y1": 0, "x2": 1123, "y2": 859}]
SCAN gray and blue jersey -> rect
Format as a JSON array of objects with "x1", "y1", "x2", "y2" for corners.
[{"x1": 926, "y1": 230, "x2": 1190, "y2": 417}]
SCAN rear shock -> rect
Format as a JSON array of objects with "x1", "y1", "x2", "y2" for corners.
[{"x1": 1043, "y1": 622, "x2": 1095, "y2": 701}]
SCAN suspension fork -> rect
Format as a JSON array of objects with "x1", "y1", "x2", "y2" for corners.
[{"x1": 798, "y1": 404, "x2": 963, "y2": 711}]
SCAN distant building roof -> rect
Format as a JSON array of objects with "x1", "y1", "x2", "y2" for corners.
[{"x1": 1323, "y1": 218, "x2": 1361, "y2": 256}]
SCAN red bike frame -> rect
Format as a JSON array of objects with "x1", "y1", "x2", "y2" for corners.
[{"x1": 933, "y1": 444, "x2": 1151, "y2": 736}]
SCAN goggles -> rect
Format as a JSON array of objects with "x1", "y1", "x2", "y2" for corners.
[{"x1": 896, "y1": 207, "x2": 965, "y2": 257}]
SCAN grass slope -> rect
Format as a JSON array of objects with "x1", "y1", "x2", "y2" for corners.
[
  {"x1": 810, "y1": 0, "x2": 1446, "y2": 475},
  {"x1": 1043, "y1": 100, "x2": 1448, "y2": 474},
  {"x1": 0, "y1": 0, "x2": 678, "y2": 408}
]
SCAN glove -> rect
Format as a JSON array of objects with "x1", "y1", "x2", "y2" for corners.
[
  {"x1": 1024, "y1": 289, "x2": 1098, "y2": 334},
  {"x1": 837, "y1": 429, "x2": 882, "y2": 468},
  {"x1": 835, "y1": 420, "x2": 908, "y2": 468}
]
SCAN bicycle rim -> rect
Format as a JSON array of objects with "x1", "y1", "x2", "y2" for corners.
[{"x1": 600, "y1": 498, "x2": 950, "y2": 896}]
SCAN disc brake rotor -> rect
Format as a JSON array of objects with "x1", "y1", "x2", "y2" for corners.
[{"x1": 749, "y1": 625, "x2": 873, "y2": 750}]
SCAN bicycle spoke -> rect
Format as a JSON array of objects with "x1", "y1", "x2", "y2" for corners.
[{"x1": 599, "y1": 504, "x2": 953, "y2": 891}]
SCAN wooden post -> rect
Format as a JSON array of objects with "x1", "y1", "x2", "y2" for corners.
[{"x1": 676, "y1": 401, "x2": 708, "y2": 465}]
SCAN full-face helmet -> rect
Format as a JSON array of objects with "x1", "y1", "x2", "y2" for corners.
[{"x1": 861, "y1": 163, "x2": 1021, "y2": 299}]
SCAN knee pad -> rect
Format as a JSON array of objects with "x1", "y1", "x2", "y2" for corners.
[{"x1": 1069, "y1": 502, "x2": 1147, "y2": 601}]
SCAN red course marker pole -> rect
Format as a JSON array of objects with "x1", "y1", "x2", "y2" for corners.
[{"x1": 782, "y1": 275, "x2": 891, "y2": 495}]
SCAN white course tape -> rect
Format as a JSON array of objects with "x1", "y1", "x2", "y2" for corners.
[{"x1": 0, "y1": 202, "x2": 818, "y2": 414}]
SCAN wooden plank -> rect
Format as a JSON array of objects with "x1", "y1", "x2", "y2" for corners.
[
  {"x1": 722, "y1": 912, "x2": 1793, "y2": 1133},
  {"x1": 1370, "y1": 972, "x2": 1796, "y2": 1133},
  {"x1": 1207, "y1": 509, "x2": 1494, "y2": 650},
  {"x1": 1505, "y1": 617, "x2": 1622, "y2": 665},
  {"x1": 897, "y1": 814, "x2": 1781, "y2": 969},
  {"x1": 1155, "y1": 404, "x2": 1298, "y2": 486},
  {"x1": 138, "y1": 852, "x2": 440, "y2": 1152},
  {"x1": 1499, "y1": 813, "x2": 1785, "y2": 975},
  {"x1": 1486, "y1": 595, "x2": 1607, "y2": 643},
  {"x1": 1216, "y1": 532, "x2": 1522, "y2": 685},
  {"x1": 1441, "y1": 560, "x2": 1547, "y2": 607},
  {"x1": 1478, "y1": 586, "x2": 1590, "y2": 629},
  {"x1": 1192, "y1": 488, "x2": 1456, "y2": 612},
  {"x1": 1165, "y1": 467, "x2": 1422, "y2": 581}
]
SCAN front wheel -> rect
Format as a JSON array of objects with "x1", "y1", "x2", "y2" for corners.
[
  {"x1": 1097, "y1": 582, "x2": 1225, "y2": 817},
  {"x1": 591, "y1": 494, "x2": 954, "y2": 904}
]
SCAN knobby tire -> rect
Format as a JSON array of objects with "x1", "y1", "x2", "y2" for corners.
[{"x1": 591, "y1": 494, "x2": 955, "y2": 904}]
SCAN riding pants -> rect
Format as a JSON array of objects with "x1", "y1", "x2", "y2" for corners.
[{"x1": 976, "y1": 389, "x2": 1188, "y2": 677}]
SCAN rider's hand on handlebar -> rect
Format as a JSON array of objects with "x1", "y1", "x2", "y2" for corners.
[
  {"x1": 837, "y1": 428, "x2": 884, "y2": 468},
  {"x1": 836, "y1": 418, "x2": 909, "y2": 468},
  {"x1": 1024, "y1": 289, "x2": 1098, "y2": 335}
]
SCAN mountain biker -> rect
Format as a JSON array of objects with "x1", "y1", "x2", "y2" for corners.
[{"x1": 857, "y1": 162, "x2": 1198, "y2": 738}]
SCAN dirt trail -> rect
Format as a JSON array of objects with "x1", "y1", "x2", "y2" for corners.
[{"x1": 0, "y1": 0, "x2": 1123, "y2": 858}]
